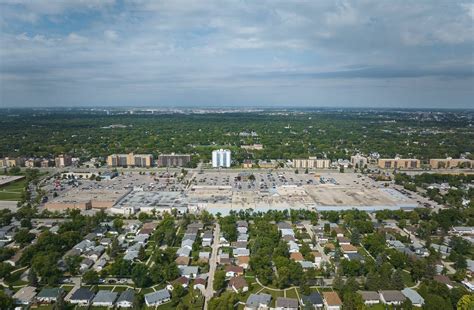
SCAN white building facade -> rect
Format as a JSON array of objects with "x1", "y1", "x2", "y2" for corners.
[{"x1": 212, "y1": 149, "x2": 231, "y2": 168}]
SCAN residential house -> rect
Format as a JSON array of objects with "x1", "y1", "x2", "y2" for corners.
[
  {"x1": 433, "y1": 275, "x2": 454, "y2": 289},
  {"x1": 174, "y1": 276, "x2": 190, "y2": 288},
  {"x1": 233, "y1": 248, "x2": 250, "y2": 257},
  {"x1": 341, "y1": 244, "x2": 358, "y2": 254},
  {"x1": 92, "y1": 290, "x2": 118, "y2": 307},
  {"x1": 181, "y1": 239, "x2": 194, "y2": 249},
  {"x1": 300, "y1": 292, "x2": 323, "y2": 309},
  {"x1": 275, "y1": 297, "x2": 298, "y2": 310},
  {"x1": 238, "y1": 255, "x2": 250, "y2": 269},
  {"x1": 144, "y1": 289, "x2": 170, "y2": 306},
  {"x1": 175, "y1": 256, "x2": 190, "y2": 266},
  {"x1": 80, "y1": 258, "x2": 94, "y2": 273},
  {"x1": 237, "y1": 221, "x2": 248, "y2": 234},
  {"x1": 237, "y1": 234, "x2": 249, "y2": 242},
  {"x1": 290, "y1": 252, "x2": 304, "y2": 262},
  {"x1": 36, "y1": 287, "x2": 63, "y2": 303},
  {"x1": 379, "y1": 290, "x2": 406, "y2": 305},
  {"x1": 179, "y1": 266, "x2": 199, "y2": 279},
  {"x1": 401, "y1": 288, "x2": 424, "y2": 307},
  {"x1": 193, "y1": 278, "x2": 206, "y2": 293},
  {"x1": 202, "y1": 231, "x2": 213, "y2": 247},
  {"x1": 13, "y1": 286, "x2": 36, "y2": 305},
  {"x1": 229, "y1": 276, "x2": 249, "y2": 293},
  {"x1": 245, "y1": 293, "x2": 272, "y2": 310},
  {"x1": 177, "y1": 246, "x2": 191, "y2": 257},
  {"x1": 69, "y1": 287, "x2": 95, "y2": 306},
  {"x1": 116, "y1": 289, "x2": 135, "y2": 308},
  {"x1": 357, "y1": 291, "x2": 380, "y2": 305},
  {"x1": 323, "y1": 292, "x2": 342, "y2": 310},
  {"x1": 288, "y1": 241, "x2": 300, "y2": 253},
  {"x1": 299, "y1": 261, "x2": 315, "y2": 269},
  {"x1": 225, "y1": 265, "x2": 244, "y2": 277},
  {"x1": 337, "y1": 237, "x2": 350, "y2": 245}
]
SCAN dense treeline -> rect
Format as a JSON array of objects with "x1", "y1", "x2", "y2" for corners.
[{"x1": 1, "y1": 109, "x2": 472, "y2": 163}]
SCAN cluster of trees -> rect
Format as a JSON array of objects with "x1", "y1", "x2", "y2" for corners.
[{"x1": 2, "y1": 110, "x2": 472, "y2": 164}]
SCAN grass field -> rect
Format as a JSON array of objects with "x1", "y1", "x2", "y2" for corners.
[{"x1": 0, "y1": 178, "x2": 26, "y2": 201}]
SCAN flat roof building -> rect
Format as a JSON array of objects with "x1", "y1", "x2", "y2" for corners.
[
  {"x1": 158, "y1": 153, "x2": 191, "y2": 167},
  {"x1": 430, "y1": 158, "x2": 473, "y2": 169},
  {"x1": 293, "y1": 157, "x2": 331, "y2": 169},
  {"x1": 378, "y1": 158, "x2": 420, "y2": 169},
  {"x1": 107, "y1": 153, "x2": 153, "y2": 168}
]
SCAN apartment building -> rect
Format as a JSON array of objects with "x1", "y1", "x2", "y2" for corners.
[
  {"x1": 378, "y1": 158, "x2": 420, "y2": 169},
  {"x1": 430, "y1": 158, "x2": 473, "y2": 169},
  {"x1": 0, "y1": 157, "x2": 24, "y2": 168},
  {"x1": 107, "y1": 153, "x2": 153, "y2": 168},
  {"x1": 55, "y1": 154, "x2": 72, "y2": 168},
  {"x1": 350, "y1": 154, "x2": 368, "y2": 168},
  {"x1": 157, "y1": 154, "x2": 191, "y2": 167},
  {"x1": 293, "y1": 157, "x2": 331, "y2": 169},
  {"x1": 212, "y1": 149, "x2": 231, "y2": 168}
]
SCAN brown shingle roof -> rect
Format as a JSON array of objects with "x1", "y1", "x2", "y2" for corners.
[{"x1": 323, "y1": 292, "x2": 342, "y2": 306}]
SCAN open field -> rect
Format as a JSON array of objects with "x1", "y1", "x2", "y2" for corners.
[{"x1": 0, "y1": 177, "x2": 26, "y2": 201}]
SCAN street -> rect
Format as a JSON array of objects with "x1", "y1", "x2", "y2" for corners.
[{"x1": 203, "y1": 222, "x2": 220, "y2": 310}]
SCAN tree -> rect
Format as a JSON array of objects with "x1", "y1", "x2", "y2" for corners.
[
  {"x1": 343, "y1": 291, "x2": 364, "y2": 310},
  {"x1": 350, "y1": 228, "x2": 360, "y2": 245},
  {"x1": 171, "y1": 283, "x2": 186, "y2": 306},
  {"x1": 0, "y1": 291, "x2": 13, "y2": 310},
  {"x1": 110, "y1": 238, "x2": 120, "y2": 258},
  {"x1": 83, "y1": 270, "x2": 99, "y2": 284},
  {"x1": 113, "y1": 218, "x2": 124, "y2": 232},
  {"x1": 28, "y1": 269, "x2": 38, "y2": 286},
  {"x1": 208, "y1": 292, "x2": 238, "y2": 310},
  {"x1": 14, "y1": 229, "x2": 35, "y2": 245},
  {"x1": 138, "y1": 245, "x2": 147, "y2": 261},
  {"x1": 132, "y1": 263, "x2": 152, "y2": 287},
  {"x1": 423, "y1": 294, "x2": 452, "y2": 310},
  {"x1": 391, "y1": 269, "x2": 404, "y2": 290},
  {"x1": 457, "y1": 294, "x2": 474, "y2": 310},
  {"x1": 20, "y1": 218, "x2": 32, "y2": 229},
  {"x1": 65, "y1": 255, "x2": 82, "y2": 276},
  {"x1": 53, "y1": 290, "x2": 65, "y2": 310},
  {"x1": 213, "y1": 270, "x2": 226, "y2": 291}
]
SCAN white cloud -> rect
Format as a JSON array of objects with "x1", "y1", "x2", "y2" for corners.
[
  {"x1": 104, "y1": 30, "x2": 118, "y2": 41},
  {"x1": 66, "y1": 33, "x2": 88, "y2": 44}
]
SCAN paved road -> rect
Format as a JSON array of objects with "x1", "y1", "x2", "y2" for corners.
[
  {"x1": 303, "y1": 223, "x2": 330, "y2": 263},
  {"x1": 204, "y1": 223, "x2": 220, "y2": 310}
]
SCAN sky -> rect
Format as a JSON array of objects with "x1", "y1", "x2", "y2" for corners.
[{"x1": 0, "y1": 0, "x2": 473, "y2": 109}]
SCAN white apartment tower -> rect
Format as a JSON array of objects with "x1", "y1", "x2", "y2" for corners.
[{"x1": 212, "y1": 149, "x2": 231, "y2": 168}]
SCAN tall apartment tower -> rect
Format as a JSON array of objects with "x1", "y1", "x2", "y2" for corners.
[{"x1": 212, "y1": 149, "x2": 231, "y2": 168}]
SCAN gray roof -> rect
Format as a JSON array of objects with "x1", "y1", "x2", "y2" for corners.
[
  {"x1": 117, "y1": 289, "x2": 135, "y2": 303},
  {"x1": 380, "y1": 290, "x2": 406, "y2": 302},
  {"x1": 401, "y1": 288, "x2": 424, "y2": 305},
  {"x1": 301, "y1": 292, "x2": 323, "y2": 306},
  {"x1": 179, "y1": 266, "x2": 199, "y2": 276},
  {"x1": 299, "y1": 261, "x2": 314, "y2": 269},
  {"x1": 145, "y1": 289, "x2": 170, "y2": 304},
  {"x1": 92, "y1": 290, "x2": 118, "y2": 304},
  {"x1": 276, "y1": 297, "x2": 298, "y2": 308},
  {"x1": 358, "y1": 291, "x2": 379, "y2": 301},
  {"x1": 177, "y1": 247, "x2": 191, "y2": 257},
  {"x1": 70, "y1": 288, "x2": 94, "y2": 301},
  {"x1": 246, "y1": 293, "x2": 272, "y2": 307}
]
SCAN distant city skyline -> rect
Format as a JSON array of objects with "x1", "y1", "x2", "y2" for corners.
[{"x1": 0, "y1": 1, "x2": 473, "y2": 108}]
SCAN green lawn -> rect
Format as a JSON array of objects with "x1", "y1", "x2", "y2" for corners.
[
  {"x1": 0, "y1": 178, "x2": 27, "y2": 200},
  {"x1": 285, "y1": 287, "x2": 299, "y2": 299},
  {"x1": 402, "y1": 270, "x2": 415, "y2": 287}
]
